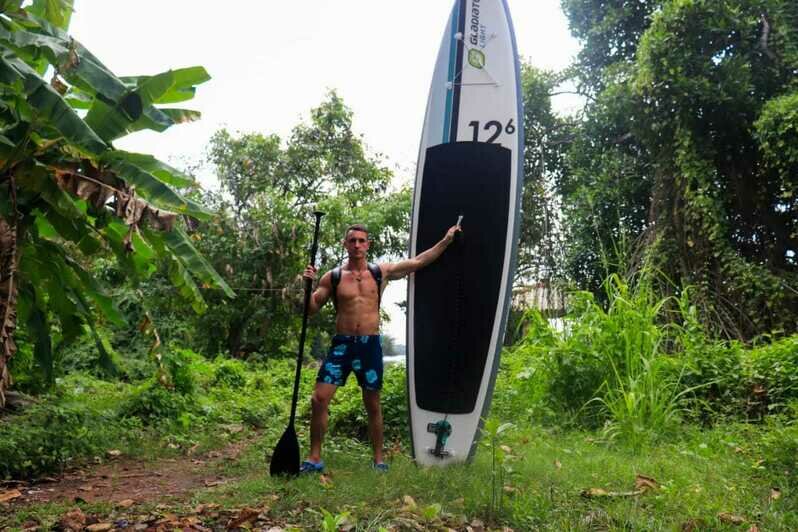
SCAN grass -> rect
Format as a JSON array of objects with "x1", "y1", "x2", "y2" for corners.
[{"x1": 5, "y1": 423, "x2": 786, "y2": 530}]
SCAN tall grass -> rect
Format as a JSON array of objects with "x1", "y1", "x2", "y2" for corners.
[{"x1": 505, "y1": 270, "x2": 697, "y2": 446}]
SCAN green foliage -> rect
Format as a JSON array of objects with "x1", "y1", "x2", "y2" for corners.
[
  {"x1": 0, "y1": 1, "x2": 233, "y2": 392},
  {"x1": 212, "y1": 359, "x2": 247, "y2": 389},
  {"x1": 121, "y1": 380, "x2": 195, "y2": 422},
  {"x1": 159, "y1": 91, "x2": 412, "y2": 359},
  {"x1": 556, "y1": 0, "x2": 798, "y2": 339}
]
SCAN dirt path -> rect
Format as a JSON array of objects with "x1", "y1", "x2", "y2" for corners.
[{"x1": 2, "y1": 436, "x2": 252, "y2": 508}]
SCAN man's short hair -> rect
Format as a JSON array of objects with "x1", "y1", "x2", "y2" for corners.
[{"x1": 344, "y1": 223, "x2": 369, "y2": 239}]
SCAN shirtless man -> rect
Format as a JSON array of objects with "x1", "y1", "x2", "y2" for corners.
[{"x1": 300, "y1": 223, "x2": 461, "y2": 473}]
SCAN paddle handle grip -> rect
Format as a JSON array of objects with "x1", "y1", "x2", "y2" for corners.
[{"x1": 289, "y1": 210, "x2": 325, "y2": 424}]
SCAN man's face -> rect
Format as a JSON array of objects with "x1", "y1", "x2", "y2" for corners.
[{"x1": 343, "y1": 230, "x2": 370, "y2": 259}]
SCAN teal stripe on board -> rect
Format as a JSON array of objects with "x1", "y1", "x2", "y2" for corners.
[{"x1": 442, "y1": 1, "x2": 459, "y2": 144}]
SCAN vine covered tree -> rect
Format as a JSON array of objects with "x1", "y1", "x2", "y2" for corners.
[{"x1": 558, "y1": 0, "x2": 798, "y2": 339}]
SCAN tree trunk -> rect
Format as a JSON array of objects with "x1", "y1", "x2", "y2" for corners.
[{"x1": 0, "y1": 195, "x2": 20, "y2": 408}]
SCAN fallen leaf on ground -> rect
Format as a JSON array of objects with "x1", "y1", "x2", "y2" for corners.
[
  {"x1": 203, "y1": 479, "x2": 226, "y2": 487},
  {"x1": 554, "y1": 459, "x2": 562, "y2": 469},
  {"x1": 468, "y1": 518, "x2": 485, "y2": 532},
  {"x1": 86, "y1": 523, "x2": 113, "y2": 532},
  {"x1": 680, "y1": 518, "x2": 707, "y2": 531},
  {"x1": 106, "y1": 449, "x2": 122, "y2": 458},
  {"x1": 194, "y1": 503, "x2": 221, "y2": 514},
  {"x1": 0, "y1": 489, "x2": 22, "y2": 502},
  {"x1": 58, "y1": 508, "x2": 86, "y2": 531},
  {"x1": 227, "y1": 507, "x2": 260, "y2": 529},
  {"x1": 500, "y1": 445, "x2": 513, "y2": 453},
  {"x1": 581, "y1": 487, "x2": 643, "y2": 498},
  {"x1": 116, "y1": 499, "x2": 135, "y2": 508},
  {"x1": 402, "y1": 495, "x2": 417, "y2": 510},
  {"x1": 718, "y1": 512, "x2": 746, "y2": 525},
  {"x1": 635, "y1": 474, "x2": 659, "y2": 492},
  {"x1": 770, "y1": 487, "x2": 781, "y2": 501},
  {"x1": 78, "y1": 485, "x2": 93, "y2": 492},
  {"x1": 319, "y1": 474, "x2": 333, "y2": 487}
]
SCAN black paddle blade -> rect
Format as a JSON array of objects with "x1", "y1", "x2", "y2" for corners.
[{"x1": 269, "y1": 424, "x2": 300, "y2": 477}]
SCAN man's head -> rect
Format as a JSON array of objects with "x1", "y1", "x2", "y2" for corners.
[{"x1": 343, "y1": 223, "x2": 370, "y2": 260}]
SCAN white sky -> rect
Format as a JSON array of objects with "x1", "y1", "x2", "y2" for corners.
[{"x1": 70, "y1": 0, "x2": 581, "y2": 344}]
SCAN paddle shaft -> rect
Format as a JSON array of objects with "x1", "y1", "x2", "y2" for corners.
[{"x1": 288, "y1": 211, "x2": 324, "y2": 425}]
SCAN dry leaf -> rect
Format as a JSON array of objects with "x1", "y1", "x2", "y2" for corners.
[
  {"x1": 106, "y1": 449, "x2": 122, "y2": 458},
  {"x1": 203, "y1": 479, "x2": 226, "y2": 487},
  {"x1": 58, "y1": 508, "x2": 86, "y2": 531},
  {"x1": 500, "y1": 445, "x2": 513, "y2": 453},
  {"x1": 554, "y1": 459, "x2": 562, "y2": 470},
  {"x1": 117, "y1": 499, "x2": 135, "y2": 509},
  {"x1": 635, "y1": 474, "x2": 659, "y2": 492},
  {"x1": 78, "y1": 485, "x2": 93, "y2": 492},
  {"x1": 0, "y1": 489, "x2": 22, "y2": 502},
  {"x1": 86, "y1": 524, "x2": 113, "y2": 532},
  {"x1": 469, "y1": 518, "x2": 486, "y2": 532},
  {"x1": 319, "y1": 474, "x2": 333, "y2": 487},
  {"x1": 680, "y1": 518, "x2": 707, "y2": 531},
  {"x1": 769, "y1": 487, "x2": 781, "y2": 501},
  {"x1": 503, "y1": 485, "x2": 516, "y2": 493},
  {"x1": 402, "y1": 495, "x2": 417, "y2": 509},
  {"x1": 718, "y1": 512, "x2": 746, "y2": 525},
  {"x1": 227, "y1": 507, "x2": 260, "y2": 529},
  {"x1": 581, "y1": 487, "x2": 609, "y2": 498}
]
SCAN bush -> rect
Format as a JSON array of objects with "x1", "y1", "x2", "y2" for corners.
[
  {"x1": 212, "y1": 359, "x2": 248, "y2": 389},
  {"x1": 0, "y1": 401, "x2": 136, "y2": 480},
  {"x1": 121, "y1": 381, "x2": 194, "y2": 422}
]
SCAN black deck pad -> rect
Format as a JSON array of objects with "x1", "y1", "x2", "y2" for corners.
[{"x1": 414, "y1": 141, "x2": 511, "y2": 414}]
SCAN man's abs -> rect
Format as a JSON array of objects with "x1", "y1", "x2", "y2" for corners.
[{"x1": 335, "y1": 298, "x2": 380, "y2": 335}]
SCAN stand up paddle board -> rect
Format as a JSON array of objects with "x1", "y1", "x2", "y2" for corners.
[{"x1": 407, "y1": 0, "x2": 524, "y2": 466}]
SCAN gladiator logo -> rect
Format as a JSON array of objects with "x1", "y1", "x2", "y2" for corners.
[{"x1": 468, "y1": 49, "x2": 486, "y2": 69}]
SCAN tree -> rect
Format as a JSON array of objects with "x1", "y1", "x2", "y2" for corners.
[
  {"x1": 0, "y1": 1, "x2": 232, "y2": 403},
  {"x1": 184, "y1": 92, "x2": 411, "y2": 358},
  {"x1": 557, "y1": 0, "x2": 798, "y2": 339}
]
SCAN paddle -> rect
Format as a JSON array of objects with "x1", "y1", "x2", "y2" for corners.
[{"x1": 270, "y1": 210, "x2": 324, "y2": 477}]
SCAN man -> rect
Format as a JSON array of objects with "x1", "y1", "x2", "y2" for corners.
[{"x1": 300, "y1": 223, "x2": 461, "y2": 473}]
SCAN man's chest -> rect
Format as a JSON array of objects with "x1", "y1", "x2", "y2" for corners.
[{"x1": 336, "y1": 272, "x2": 379, "y2": 302}]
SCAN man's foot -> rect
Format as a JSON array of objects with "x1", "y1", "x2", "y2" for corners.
[
  {"x1": 300, "y1": 460, "x2": 325, "y2": 474},
  {"x1": 372, "y1": 461, "x2": 389, "y2": 473}
]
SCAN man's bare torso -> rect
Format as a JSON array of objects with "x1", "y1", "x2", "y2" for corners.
[{"x1": 334, "y1": 267, "x2": 382, "y2": 335}]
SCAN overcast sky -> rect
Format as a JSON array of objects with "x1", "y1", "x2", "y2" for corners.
[{"x1": 70, "y1": 0, "x2": 581, "y2": 343}]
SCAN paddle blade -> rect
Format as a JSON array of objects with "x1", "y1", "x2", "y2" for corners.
[{"x1": 269, "y1": 424, "x2": 300, "y2": 477}]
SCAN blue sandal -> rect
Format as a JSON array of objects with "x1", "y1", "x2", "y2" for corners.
[
  {"x1": 300, "y1": 460, "x2": 325, "y2": 474},
  {"x1": 373, "y1": 462, "x2": 389, "y2": 473}
]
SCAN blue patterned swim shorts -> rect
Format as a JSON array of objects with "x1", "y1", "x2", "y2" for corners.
[{"x1": 316, "y1": 335, "x2": 383, "y2": 391}]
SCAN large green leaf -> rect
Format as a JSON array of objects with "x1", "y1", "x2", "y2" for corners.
[
  {"x1": 102, "y1": 157, "x2": 209, "y2": 219},
  {"x1": 0, "y1": 52, "x2": 106, "y2": 154},
  {"x1": 162, "y1": 227, "x2": 235, "y2": 298},
  {"x1": 120, "y1": 67, "x2": 210, "y2": 104},
  {"x1": 29, "y1": 0, "x2": 74, "y2": 31},
  {"x1": 101, "y1": 150, "x2": 196, "y2": 188},
  {"x1": 27, "y1": 306, "x2": 54, "y2": 387},
  {"x1": 84, "y1": 67, "x2": 208, "y2": 141},
  {"x1": 167, "y1": 255, "x2": 207, "y2": 314}
]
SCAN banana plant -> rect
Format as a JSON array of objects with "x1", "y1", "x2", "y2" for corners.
[{"x1": 0, "y1": 0, "x2": 234, "y2": 404}]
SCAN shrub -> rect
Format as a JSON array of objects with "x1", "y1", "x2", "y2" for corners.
[
  {"x1": 0, "y1": 401, "x2": 136, "y2": 480},
  {"x1": 212, "y1": 359, "x2": 248, "y2": 389},
  {"x1": 121, "y1": 381, "x2": 194, "y2": 422}
]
